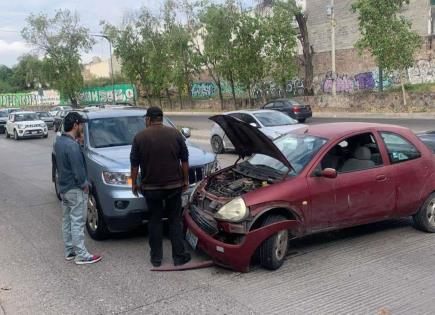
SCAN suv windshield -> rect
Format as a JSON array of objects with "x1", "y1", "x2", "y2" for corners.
[
  {"x1": 253, "y1": 111, "x2": 297, "y2": 127},
  {"x1": 88, "y1": 116, "x2": 174, "y2": 148},
  {"x1": 0, "y1": 112, "x2": 7, "y2": 118},
  {"x1": 15, "y1": 113, "x2": 39, "y2": 121},
  {"x1": 38, "y1": 112, "x2": 50, "y2": 118},
  {"x1": 246, "y1": 134, "x2": 327, "y2": 175}
]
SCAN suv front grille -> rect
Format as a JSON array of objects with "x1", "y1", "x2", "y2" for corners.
[{"x1": 189, "y1": 167, "x2": 203, "y2": 184}]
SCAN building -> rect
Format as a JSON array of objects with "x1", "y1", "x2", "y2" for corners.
[
  {"x1": 306, "y1": 0, "x2": 433, "y2": 76},
  {"x1": 82, "y1": 56, "x2": 122, "y2": 81}
]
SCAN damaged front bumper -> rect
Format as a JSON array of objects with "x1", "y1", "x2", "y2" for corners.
[{"x1": 183, "y1": 207, "x2": 298, "y2": 272}]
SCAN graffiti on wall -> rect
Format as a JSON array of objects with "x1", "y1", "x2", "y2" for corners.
[
  {"x1": 76, "y1": 84, "x2": 136, "y2": 105},
  {"x1": 408, "y1": 59, "x2": 435, "y2": 84},
  {"x1": 191, "y1": 81, "x2": 245, "y2": 98}
]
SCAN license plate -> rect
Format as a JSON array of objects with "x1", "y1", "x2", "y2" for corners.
[
  {"x1": 186, "y1": 228, "x2": 198, "y2": 250},
  {"x1": 32, "y1": 131, "x2": 39, "y2": 134}
]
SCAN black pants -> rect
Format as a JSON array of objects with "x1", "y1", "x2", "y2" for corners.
[{"x1": 142, "y1": 188, "x2": 186, "y2": 263}]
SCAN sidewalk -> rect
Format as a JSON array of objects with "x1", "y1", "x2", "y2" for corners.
[{"x1": 167, "y1": 110, "x2": 435, "y2": 120}]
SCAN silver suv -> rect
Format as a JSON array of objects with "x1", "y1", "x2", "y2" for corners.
[{"x1": 52, "y1": 109, "x2": 216, "y2": 240}]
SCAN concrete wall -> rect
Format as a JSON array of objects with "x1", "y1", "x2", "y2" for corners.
[{"x1": 307, "y1": 0, "x2": 431, "y2": 53}]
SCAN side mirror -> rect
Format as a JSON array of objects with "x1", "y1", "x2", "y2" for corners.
[
  {"x1": 181, "y1": 127, "x2": 191, "y2": 139},
  {"x1": 320, "y1": 168, "x2": 337, "y2": 179}
]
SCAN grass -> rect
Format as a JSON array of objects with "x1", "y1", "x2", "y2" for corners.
[{"x1": 388, "y1": 82, "x2": 435, "y2": 93}]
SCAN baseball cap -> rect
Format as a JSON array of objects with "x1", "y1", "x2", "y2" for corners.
[
  {"x1": 64, "y1": 112, "x2": 86, "y2": 125},
  {"x1": 145, "y1": 106, "x2": 163, "y2": 118}
]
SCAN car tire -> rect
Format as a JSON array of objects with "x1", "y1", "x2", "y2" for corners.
[
  {"x1": 14, "y1": 129, "x2": 19, "y2": 140},
  {"x1": 413, "y1": 192, "x2": 435, "y2": 233},
  {"x1": 86, "y1": 188, "x2": 110, "y2": 240},
  {"x1": 211, "y1": 135, "x2": 224, "y2": 154},
  {"x1": 298, "y1": 118, "x2": 306, "y2": 123},
  {"x1": 5, "y1": 130, "x2": 10, "y2": 138},
  {"x1": 43, "y1": 134, "x2": 48, "y2": 138},
  {"x1": 54, "y1": 166, "x2": 61, "y2": 201},
  {"x1": 258, "y1": 215, "x2": 289, "y2": 270},
  {"x1": 54, "y1": 124, "x2": 58, "y2": 132}
]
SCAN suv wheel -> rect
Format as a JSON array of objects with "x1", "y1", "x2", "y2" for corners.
[
  {"x1": 5, "y1": 129, "x2": 10, "y2": 138},
  {"x1": 86, "y1": 189, "x2": 109, "y2": 240},
  {"x1": 413, "y1": 192, "x2": 435, "y2": 233},
  {"x1": 258, "y1": 215, "x2": 289, "y2": 270},
  {"x1": 14, "y1": 129, "x2": 19, "y2": 140}
]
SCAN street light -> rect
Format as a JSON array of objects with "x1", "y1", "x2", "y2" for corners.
[
  {"x1": 326, "y1": 1, "x2": 336, "y2": 96},
  {"x1": 91, "y1": 34, "x2": 116, "y2": 104}
]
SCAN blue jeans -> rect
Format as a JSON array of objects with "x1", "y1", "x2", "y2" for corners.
[{"x1": 61, "y1": 189, "x2": 91, "y2": 260}]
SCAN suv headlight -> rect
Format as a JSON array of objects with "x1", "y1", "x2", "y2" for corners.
[
  {"x1": 214, "y1": 197, "x2": 248, "y2": 222},
  {"x1": 17, "y1": 124, "x2": 25, "y2": 129},
  {"x1": 102, "y1": 171, "x2": 132, "y2": 186}
]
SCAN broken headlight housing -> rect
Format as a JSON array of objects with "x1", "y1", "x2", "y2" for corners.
[
  {"x1": 102, "y1": 171, "x2": 132, "y2": 186},
  {"x1": 214, "y1": 197, "x2": 248, "y2": 222}
]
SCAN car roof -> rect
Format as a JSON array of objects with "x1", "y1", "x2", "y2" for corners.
[
  {"x1": 13, "y1": 111, "x2": 36, "y2": 114},
  {"x1": 293, "y1": 122, "x2": 410, "y2": 140},
  {"x1": 224, "y1": 109, "x2": 285, "y2": 115},
  {"x1": 74, "y1": 108, "x2": 148, "y2": 120}
]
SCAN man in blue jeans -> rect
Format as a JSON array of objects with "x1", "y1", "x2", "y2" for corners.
[{"x1": 54, "y1": 112, "x2": 101, "y2": 265}]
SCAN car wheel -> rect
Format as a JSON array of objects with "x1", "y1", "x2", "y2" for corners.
[
  {"x1": 86, "y1": 189, "x2": 110, "y2": 240},
  {"x1": 43, "y1": 134, "x2": 48, "y2": 138},
  {"x1": 5, "y1": 129, "x2": 10, "y2": 138},
  {"x1": 54, "y1": 124, "x2": 58, "y2": 132},
  {"x1": 258, "y1": 215, "x2": 289, "y2": 270},
  {"x1": 54, "y1": 167, "x2": 61, "y2": 201},
  {"x1": 413, "y1": 192, "x2": 435, "y2": 233},
  {"x1": 298, "y1": 118, "x2": 306, "y2": 123},
  {"x1": 14, "y1": 129, "x2": 19, "y2": 140},
  {"x1": 211, "y1": 135, "x2": 224, "y2": 154}
]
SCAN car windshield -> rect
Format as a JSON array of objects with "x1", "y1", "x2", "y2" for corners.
[
  {"x1": 15, "y1": 113, "x2": 39, "y2": 121},
  {"x1": 38, "y1": 112, "x2": 50, "y2": 117},
  {"x1": 88, "y1": 116, "x2": 174, "y2": 148},
  {"x1": 246, "y1": 134, "x2": 328, "y2": 176},
  {"x1": 253, "y1": 111, "x2": 297, "y2": 127},
  {"x1": 0, "y1": 112, "x2": 7, "y2": 117}
]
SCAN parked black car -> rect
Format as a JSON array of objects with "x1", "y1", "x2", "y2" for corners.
[
  {"x1": 36, "y1": 111, "x2": 55, "y2": 129},
  {"x1": 53, "y1": 109, "x2": 71, "y2": 132},
  {"x1": 0, "y1": 110, "x2": 7, "y2": 133},
  {"x1": 261, "y1": 98, "x2": 312, "y2": 123}
]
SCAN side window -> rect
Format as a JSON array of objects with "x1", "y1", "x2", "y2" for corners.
[
  {"x1": 319, "y1": 132, "x2": 383, "y2": 173},
  {"x1": 380, "y1": 132, "x2": 421, "y2": 164},
  {"x1": 228, "y1": 113, "x2": 242, "y2": 120},
  {"x1": 240, "y1": 114, "x2": 258, "y2": 126},
  {"x1": 263, "y1": 103, "x2": 274, "y2": 109},
  {"x1": 274, "y1": 102, "x2": 285, "y2": 108}
]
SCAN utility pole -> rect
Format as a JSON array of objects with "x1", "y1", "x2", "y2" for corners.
[
  {"x1": 327, "y1": 0, "x2": 336, "y2": 96},
  {"x1": 91, "y1": 34, "x2": 116, "y2": 104}
]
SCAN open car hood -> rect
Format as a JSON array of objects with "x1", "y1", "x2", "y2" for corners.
[{"x1": 209, "y1": 114, "x2": 293, "y2": 171}]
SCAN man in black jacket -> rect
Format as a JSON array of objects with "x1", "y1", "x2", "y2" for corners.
[{"x1": 130, "y1": 107, "x2": 191, "y2": 267}]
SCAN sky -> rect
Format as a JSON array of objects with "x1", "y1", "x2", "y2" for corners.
[{"x1": 0, "y1": 0, "x2": 257, "y2": 68}]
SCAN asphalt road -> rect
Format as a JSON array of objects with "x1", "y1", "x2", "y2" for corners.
[
  {"x1": 1, "y1": 118, "x2": 435, "y2": 314},
  {"x1": 167, "y1": 114, "x2": 435, "y2": 133}
]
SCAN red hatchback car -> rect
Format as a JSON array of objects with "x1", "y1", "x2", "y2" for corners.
[{"x1": 184, "y1": 116, "x2": 435, "y2": 272}]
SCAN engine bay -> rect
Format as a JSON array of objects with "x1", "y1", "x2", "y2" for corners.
[{"x1": 205, "y1": 169, "x2": 265, "y2": 198}]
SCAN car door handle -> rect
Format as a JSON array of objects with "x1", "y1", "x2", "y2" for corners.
[{"x1": 376, "y1": 175, "x2": 387, "y2": 182}]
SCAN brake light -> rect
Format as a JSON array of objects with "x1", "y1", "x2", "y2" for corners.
[{"x1": 292, "y1": 107, "x2": 301, "y2": 113}]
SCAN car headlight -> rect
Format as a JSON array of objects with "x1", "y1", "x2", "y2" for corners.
[
  {"x1": 214, "y1": 197, "x2": 248, "y2": 222},
  {"x1": 102, "y1": 171, "x2": 132, "y2": 186},
  {"x1": 17, "y1": 124, "x2": 25, "y2": 129}
]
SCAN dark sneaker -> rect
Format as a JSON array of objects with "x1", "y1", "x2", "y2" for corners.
[
  {"x1": 65, "y1": 253, "x2": 76, "y2": 261},
  {"x1": 75, "y1": 255, "x2": 102, "y2": 265},
  {"x1": 174, "y1": 253, "x2": 191, "y2": 266},
  {"x1": 151, "y1": 259, "x2": 162, "y2": 268}
]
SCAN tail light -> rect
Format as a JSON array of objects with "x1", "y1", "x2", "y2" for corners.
[{"x1": 292, "y1": 107, "x2": 301, "y2": 113}]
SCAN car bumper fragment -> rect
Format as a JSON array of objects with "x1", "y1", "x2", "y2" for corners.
[{"x1": 184, "y1": 210, "x2": 298, "y2": 272}]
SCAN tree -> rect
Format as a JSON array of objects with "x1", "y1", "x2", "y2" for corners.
[
  {"x1": 264, "y1": 0, "x2": 299, "y2": 94},
  {"x1": 22, "y1": 10, "x2": 94, "y2": 107},
  {"x1": 10, "y1": 54, "x2": 46, "y2": 92},
  {"x1": 232, "y1": 12, "x2": 267, "y2": 105},
  {"x1": 352, "y1": 0, "x2": 422, "y2": 106}
]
